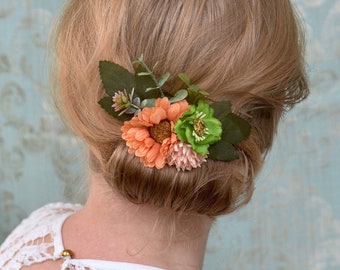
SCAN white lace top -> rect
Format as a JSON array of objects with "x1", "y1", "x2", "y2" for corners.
[{"x1": 0, "y1": 203, "x2": 164, "y2": 270}]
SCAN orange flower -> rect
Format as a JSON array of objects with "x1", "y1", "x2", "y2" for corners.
[{"x1": 121, "y1": 97, "x2": 190, "y2": 169}]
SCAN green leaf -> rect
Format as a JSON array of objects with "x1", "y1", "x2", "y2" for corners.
[
  {"x1": 99, "y1": 61, "x2": 135, "y2": 96},
  {"x1": 211, "y1": 101, "x2": 232, "y2": 120},
  {"x1": 158, "y1": 72, "x2": 170, "y2": 87},
  {"x1": 186, "y1": 89, "x2": 208, "y2": 104},
  {"x1": 189, "y1": 85, "x2": 200, "y2": 92},
  {"x1": 208, "y1": 101, "x2": 251, "y2": 161},
  {"x1": 98, "y1": 96, "x2": 131, "y2": 122},
  {"x1": 169, "y1": 90, "x2": 188, "y2": 103},
  {"x1": 221, "y1": 113, "x2": 251, "y2": 144},
  {"x1": 208, "y1": 142, "x2": 239, "y2": 161},
  {"x1": 178, "y1": 73, "x2": 191, "y2": 86}
]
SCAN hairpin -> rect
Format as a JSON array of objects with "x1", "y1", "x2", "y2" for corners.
[{"x1": 98, "y1": 55, "x2": 251, "y2": 171}]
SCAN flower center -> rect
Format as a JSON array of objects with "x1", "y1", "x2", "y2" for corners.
[
  {"x1": 193, "y1": 118, "x2": 206, "y2": 137},
  {"x1": 150, "y1": 120, "x2": 171, "y2": 143}
]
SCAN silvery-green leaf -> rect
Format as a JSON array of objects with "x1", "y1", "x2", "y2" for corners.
[
  {"x1": 141, "y1": 98, "x2": 156, "y2": 108},
  {"x1": 138, "y1": 72, "x2": 151, "y2": 76},
  {"x1": 146, "y1": 86, "x2": 159, "y2": 92},
  {"x1": 125, "y1": 107, "x2": 137, "y2": 114},
  {"x1": 158, "y1": 72, "x2": 170, "y2": 87},
  {"x1": 133, "y1": 97, "x2": 141, "y2": 107},
  {"x1": 169, "y1": 90, "x2": 188, "y2": 103}
]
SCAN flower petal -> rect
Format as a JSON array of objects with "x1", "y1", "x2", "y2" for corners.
[
  {"x1": 150, "y1": 107, "x2": 166, "y2": 124},
  {"x1": 154, "y1": 154, "x2": 166, "y2": 169},
  {"x1": 145, "y1": 143, "x2": 160, "y2": 163},
  {"x1": 135, "y1": 144, "x2": 150, "y2": 157},
  {"x1": 134, "y1": 128, "x2": 150, "y2": 141}
]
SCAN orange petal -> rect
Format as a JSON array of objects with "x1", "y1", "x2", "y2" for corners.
[
  {"x1": 134, "y1": 128, "x2": 149, "y2": 141},
  {"x1": 139, "y1": 108, "x2": 152, "y2": 122},
  {"x1": 135, "y1": 144, "x2": 150, "y2": 157},
  {"x1": 156, "y1": 97, "x2": 170, "y2": 111},
  {"x1": 131, "y1": 140, "x2": 143, "y2": 149},
  {"x1": 145, "y1": 143, "x2": 160, "y2": 163},
  {"x1": 126, "y1": 127, "x2": 140, "y2": 135},
  {"x1": 121, "y1": 125, "x2": 130, "y2": 133},
  {"x1": 154, "y1": 154, "x2": 166, "y2": 169},
  {"x1": 144, "y1": 138, "x2": 155, "y2": 147},
  {"x1": 150, "y1": 107, "x2": 166, "y2": 124},
  {"x1": 167, "y1": 103, "x2": 180, "y2": 121}
]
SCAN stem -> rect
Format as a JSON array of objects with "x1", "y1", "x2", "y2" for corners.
[{"x1": 138, "y1": 59, "x2": 164, "y2": 97}]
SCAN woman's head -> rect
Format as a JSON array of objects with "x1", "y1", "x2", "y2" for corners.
[{"x1": 53, "y1": 0, "x2": 308, "y2": 216}]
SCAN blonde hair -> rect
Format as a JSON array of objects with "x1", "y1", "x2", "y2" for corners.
[{"x1": 53, "y1": 0, "x2": 308, "y2": 217}]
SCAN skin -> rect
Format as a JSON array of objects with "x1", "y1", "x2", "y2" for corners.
[{"x1": 22, "y1": 171, "x2": 213, "y2": 270}]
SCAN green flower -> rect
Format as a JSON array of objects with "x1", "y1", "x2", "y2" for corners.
[{"x1": 174, "y1": 100, "x2": 222, "y2": 156}]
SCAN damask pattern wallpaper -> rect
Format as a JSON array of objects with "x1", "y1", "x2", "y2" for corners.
[{"x1": 0, "y1": 1, "x2": 339, "y2": 269}]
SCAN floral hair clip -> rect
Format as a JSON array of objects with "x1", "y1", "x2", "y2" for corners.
[{"x1": 98, "y1": 55, "x2": 251, "y2": 171}]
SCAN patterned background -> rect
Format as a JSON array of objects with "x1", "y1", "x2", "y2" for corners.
[{"x1": 0, "y1": 1, "x2": 339, "y2": 269}]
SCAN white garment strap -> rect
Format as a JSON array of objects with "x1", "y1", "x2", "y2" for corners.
[{"x1": 61, "y1": 259, "x2": 164, "y2": 270}]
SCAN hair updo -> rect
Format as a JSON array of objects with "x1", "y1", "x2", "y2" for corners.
[{"x1": 53, "y1": 0, "x2": 308, "y2": 217}]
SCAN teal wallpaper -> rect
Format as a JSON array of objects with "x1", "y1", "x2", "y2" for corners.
[{"x1": 0, "y1": 1, "x2": 339, "y2": 269}]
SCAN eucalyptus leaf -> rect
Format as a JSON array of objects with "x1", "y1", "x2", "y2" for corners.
[
  {"x1": 141, "y1": 98, "x2": 156, "y2": 108},
  {"x1": 208, "y1": 142, "x2": 239, "y2": 161},
  {"x1": 158, "y1": 72, "x2": 170, "y2": 87},
  {"x1": 133, "y1": 97, "x2": 141, "y2": 107},
  {"x1": 138, "y1": 72, "x2": 151, "y2": 76},
  {"x1": 99, "y1": 61, "x2": 135, "y2": 96},
  {"x1": 125, "y1": 107, "x2": 138, "y2": 114},
  {"x1": 98, "y1": 96, "x2": 131, "y2": 121},
  {"x1": 146, "y1": 87, "x2": 160, "y2": 92},
  {"x1": 169, "y1": 90, "x2": 188, "y2": 103}
]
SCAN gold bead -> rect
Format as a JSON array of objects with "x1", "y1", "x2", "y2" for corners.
[{"x1": 61, "y1": 249, "x2": 73, "y2": 258}]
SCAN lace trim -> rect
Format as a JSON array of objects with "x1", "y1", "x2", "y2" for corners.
[{"x1": 0, "y1": 203, "x2": 82, "y2": 269}]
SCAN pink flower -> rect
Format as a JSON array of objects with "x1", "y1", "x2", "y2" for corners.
[
  {"x1": 112, "y1": 90, "x2": 130, "y2": 113},
  {"x1": 166, "y1": 142, "x2": 207, "y2": 171}
]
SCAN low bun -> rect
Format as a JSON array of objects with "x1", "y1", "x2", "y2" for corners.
[
  {"x1": 54, "y1": 0, "x2": 308, "y2": 217},
  {"x1": 94, "y1": 138, "x2": 258, "y2": 217}
]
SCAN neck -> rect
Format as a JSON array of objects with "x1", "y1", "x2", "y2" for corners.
[{"x1": 63, "y1": 171, "x2": 213, "y2": 270}]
